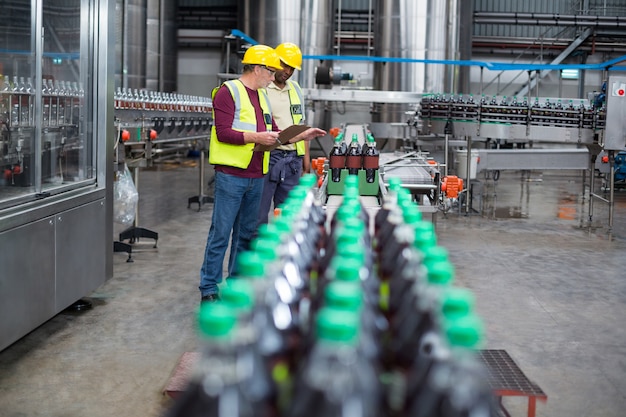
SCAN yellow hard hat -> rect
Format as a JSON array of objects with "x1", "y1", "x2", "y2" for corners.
[
  {"x1": 275, "y1": 42, "x2": 302, "y2": 70},
  {"x1": 242, "y1": 45, "x2": 283, "y2": 71}
]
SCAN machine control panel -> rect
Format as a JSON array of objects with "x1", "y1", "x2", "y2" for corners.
[{"x1": 605, "y1": 75, "x2": 626, "y2": 151}]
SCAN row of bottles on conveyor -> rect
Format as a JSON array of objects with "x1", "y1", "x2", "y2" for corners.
[
  {"x1": 114, "y1": 87, "x2": 212, "y2": 113},
  {"x1": 420, "y1": 92, "x2": 603, "y2": 129},
  {"x1": 166, "y1": 174, "x2": 499, "y2": 417},
  {"x1": 0, "y1": 75, "x2": 84, "y2": 128},
  {"x1": 328, "y1": 127, "x2": 379, "y2": 183}
]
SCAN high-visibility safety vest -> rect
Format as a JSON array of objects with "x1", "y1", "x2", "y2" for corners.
[
  {"x1": 209, "y1": 80, "x2": 271, "y2": 173},
  {"x1": 286, "y1": 80, "x2": 306, "y2": 156}
]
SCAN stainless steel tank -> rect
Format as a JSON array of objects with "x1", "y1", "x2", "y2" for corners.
[
  {"x1": 241, "y1": 0, "x2": 302, "y2": 46},
  {"x1": 240, "y1": 0, "x2": 333, "y2": 89},
  {"x1": 116, "y1": 0, "x2": 177, "y2": 92},
  {"x1": 146, "y1": 0, "x2": 177, "y2": 92},
  {"x1": 373, "y1": 0, "x2": 463, "y2": 123},
  {"x1": 116, "y1": 0, "x2": 146, "y2": 89},
  {"x1": 300, "y1": 0, "x2": 334, "y2": 89}
]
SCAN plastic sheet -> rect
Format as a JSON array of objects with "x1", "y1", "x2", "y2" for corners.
[{"x1": 113, "y1": 165, "x2": 138, "y2": 226}]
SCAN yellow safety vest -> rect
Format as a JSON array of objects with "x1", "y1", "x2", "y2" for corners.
[
  {"x1": 286, "y1": 80, "x2": 306, "y2": 156},
  {"x1": 209, "y1": 80, "x2": 271, "y2": 173}
]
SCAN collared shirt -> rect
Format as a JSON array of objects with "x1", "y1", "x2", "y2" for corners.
[{"x1": 266, "y1": 81, "x2": 297, "y2": 151}]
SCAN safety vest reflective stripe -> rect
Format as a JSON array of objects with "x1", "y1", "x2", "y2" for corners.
[{"x1": 287, "y1": 80, "x2": 306, "y2": 156}]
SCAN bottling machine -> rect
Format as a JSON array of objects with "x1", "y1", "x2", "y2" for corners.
[{"x1": 0, "y1": 0, "x2": 113, "y2": 352}]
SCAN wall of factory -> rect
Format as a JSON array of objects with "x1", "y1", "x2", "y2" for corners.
[{"x1": 177, "y1": 49, "x2": 221, "y2": 98}]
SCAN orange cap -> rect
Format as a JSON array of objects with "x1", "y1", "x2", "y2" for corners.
[
  {"x1": 121, "y1": 130, "x2": 130, "y2": 142},
  {"x1": 149, "y1": 129, "x2": 158, "y2": 141},
  {"x1": 316, "y1": 157, "x2": 326, "y2": 175}
]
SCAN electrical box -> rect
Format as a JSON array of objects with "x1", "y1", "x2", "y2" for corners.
[{"x1": 604, "y1": 75, "x2": 626, "y2": 151}]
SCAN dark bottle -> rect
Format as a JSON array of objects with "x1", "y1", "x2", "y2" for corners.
[
  {"x1": 328, "y1": 132, "x2": 347, "y2": 182},
  {"x1": 374, "y1": 176, "x2": 402, "y2": 238},
  {"x1": 362, "y1": 132, "x2": 380, "y2": 183},
  {"x1": 406, "y1": 315, "x2": 498, "y2": 417},
  {"x1": 165, "y1": 303, "x2": 275, "y2": 417},
  {"x1": 388, "y1": 261, "x2": 454, "y2": 370},
  {"x1": 346, "y1": 133, "x2": 362, "y2": 175},
  {"x1": 286, "y1": 308, "x2": 381, "y2": 417}
]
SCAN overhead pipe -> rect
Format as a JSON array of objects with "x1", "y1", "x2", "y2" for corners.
[{"x1": 474, "y1": 12, "x2": 626, "y2": 27}]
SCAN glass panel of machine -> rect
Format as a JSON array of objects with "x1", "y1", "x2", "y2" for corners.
[
  {"x1": 0, "y1": 1, "x2": 35, "y2": 201},
  {"x1": 0, "y1": 0, "x2": 93, "y2": 208},
  {"x1": 40, "y1": 0, "x2": 92, "y2": 194}
]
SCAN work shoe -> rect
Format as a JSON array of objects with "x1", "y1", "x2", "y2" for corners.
[{"x1": 201, "y1": 293, "x2": 220, "y2": 303}]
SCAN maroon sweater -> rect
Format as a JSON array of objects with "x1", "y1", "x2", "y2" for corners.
[{"x1": 212, "y1": 83, "x2": 279, "y2": 178}]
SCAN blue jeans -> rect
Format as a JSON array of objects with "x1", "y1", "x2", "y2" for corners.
[
  {"x1": 257, "y1": 150, "x2": 303, "y2": 226},
  {"x1": 199, "y1": 171, "x2": 264, "y2": 296}
]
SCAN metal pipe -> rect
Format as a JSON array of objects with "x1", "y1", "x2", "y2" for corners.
[
  {"x1": 367, "y1": 0, "x2": 372, "y2": 56},
  {"x1": 133, "y1": 166, "x2": 140, "y2": 227},
  {"x1": 465, "y1": 135, "x2": 471, "y2": 215},
  {"x1": 34, "y1": 0, "x2": 42, "y2": 193},
  {"x1": 609, "y1": 150, "x2": 615, "y2": 232},
  {"x1": 336, "y1": 0, "x2": 342, "y2": 55},
  {"x1": 159, "y1": 0, "x2": 164, "y2": 91},
  {"x1": 473, "y1": 12, "x2": 626, "y2": 27},
  {"x1": 444, "y1": 133, "x2": 449, "y2": 177}
]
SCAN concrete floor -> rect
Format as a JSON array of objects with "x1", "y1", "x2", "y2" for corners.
[{"x1": 0, "y1": 157, "x2": 624, "y2": 417}]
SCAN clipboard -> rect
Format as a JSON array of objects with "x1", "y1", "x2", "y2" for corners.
[{"x1": 253, "y1": 125, "x2": 311, "y2": 152}]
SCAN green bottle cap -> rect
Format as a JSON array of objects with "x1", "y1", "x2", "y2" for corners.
[
  {"x1": 344, "y1": 175, "x2": 359, "y2": 189},
  {"x1": 236, "y1": 251, "x2": 266, "y2": 279},
  {"x1": 445, "y1": 314, "x2": 484, "y2": 349},
  {"x1": 324, "y1": 281, "x2": 363, "y2": 311},
  {"x1": 250, "y1": 236, "x2": 279, "y2": 262},
  {"x1": 337, "y1": 217, "x2": 365, "y2": 234},
  {"x1": 336, "y1": 242, "x2": 366, "y2": 265},
  {"x1": 315, "y1": 307, "x2": 359, "y2": 344},
  {"x1": 427, "y1": 261, "x2": 455, "y2": 286},
  {"x1": 413, "y1": 221, "x2": 437, "y2": 250},
  {"x1": 336, "y1": 200, "x2": 361, "y2": 220},
  {"x1": 396, "y1": 187, "x2": 413, "y2": 204},
  {"x1": 256, "y1": 223, "x2": 281, "y2": 239},
  {"x1": 273, "y1": 217, "x2": 292, "y2": 234},
  {"x1": 440, "y1": 287, "x2": 475, "y2": 321},
  {"x1": 422, "y1": 245, "x2": 450, "y2": 269},
  {"x1": 328, "y1": 257, "x2": 363, "y2": 282},
  {"x1": 402, "y1": 205, "x2": 423, "y2": 224},
  {"x1": 299, "y1": 173, "x2": 317, "y2": 188},
  {"x1": 221, "y1": 279, "x2": 255, "y2": 313},
  {"x1": 198, "y1": 303, "x2": 237, "y2": 339},
  {"x1": 387, "y1": 176, "x2": 402, "y2": 190},
  {"x1": 335, "y1": 228, "x2": 364, "y2": 247},
  {"x1": 277, "y1": 205, "x2": 298, "y2": 221},
  {"x1": 351, "y1": 133, "x2": 358, "y2": 142},
  {"x1": 287, "y1": 187, "x2": 307, "y2": 201}
]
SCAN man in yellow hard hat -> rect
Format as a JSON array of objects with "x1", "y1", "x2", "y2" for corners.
[
  {"x1": 257, "y1": 42, "x2": 311, "y2": 226},
  {"x1": 199, "y1": 44, "x2": 325, "y2": 302}
]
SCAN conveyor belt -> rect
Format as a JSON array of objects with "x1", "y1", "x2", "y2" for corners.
[{"x1": 379, "y1": 152, "x2": 437, "y2": 185}]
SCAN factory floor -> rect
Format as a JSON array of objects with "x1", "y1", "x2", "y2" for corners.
[{"x1": 0, "y1": 156, "x2": 625, "y2": 417}]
